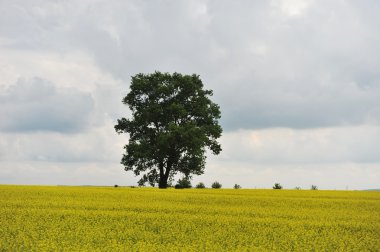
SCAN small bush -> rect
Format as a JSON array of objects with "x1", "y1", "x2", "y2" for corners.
[
  {"x1": 195, "y1": 182, "x2": 206, "y2": 189},
  {"x1": 273, "y1": 183, "x2": 283, "y2": 189},
  {"x1": 311, "y1": 185, "x2": 318, "y2": 190},
  {"x1": 114, "y1": 184, "x2": 119, "y2": 188},
  {"x1": 175, "y1": 177, "x2": 192, "y2": 189},
  {"x1": 234, "y1": 184, "x2": 241, "y2": 189},
  {"x1": 211, "y1": 181, "x2": 222, "y2": 189},
  {"x1": 294, "y1": 186, "x2": 301, "y2": 190}
]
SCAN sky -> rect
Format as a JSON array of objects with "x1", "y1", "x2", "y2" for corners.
[{"x1": 1, "y1": 0, "x2": 379, "y2": 189}]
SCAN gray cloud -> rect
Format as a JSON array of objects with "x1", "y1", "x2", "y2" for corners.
[
  {"x1": 2, "y1": 1, "x2": 379, "y2": 130},
  {"x1": 0, "y1": 77, "x2": 94, "y2": 133},
  {"x1": 0, "y1": 121, "x2": 124, "y2": 163}
]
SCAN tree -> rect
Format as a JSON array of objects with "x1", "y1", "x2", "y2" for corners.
[
  {"x1": 233, "y1": 184, "x2": 241, "y2": 189},
  {"x1": 311, "y1": 185, "x2": 318, "y2": 190},
  {"x1": 273, "y1": 183, "x2": 283, "y2": 189},
  {"x1": 195, "y1": 182, "x2": 206, "y2": 189},
  {"x1": 175, "y1": 176, "x2": 192, "y2": 189},
  {"x1": 211, "y1": 181, "x2": 222, "y2": 189},
  {"x1": 115, "y1": 72, "x2": 222, "y2": 189}
]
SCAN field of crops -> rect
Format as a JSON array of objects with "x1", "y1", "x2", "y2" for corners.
[{"x1": 1, "y1": 185, "x2": 379, "y2": 251}]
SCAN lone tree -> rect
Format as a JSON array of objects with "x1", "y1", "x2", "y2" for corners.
[
  {"x1": 273, "y1": 183, "x2": 283, "y2": 189},
  {"x1": 115, "y1": 72, "x2": 222, "y2": 188}
]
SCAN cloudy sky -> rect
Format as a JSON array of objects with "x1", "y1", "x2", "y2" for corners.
[{"x1": 1, "y1": 0, "x2": 379, "y2": 189}]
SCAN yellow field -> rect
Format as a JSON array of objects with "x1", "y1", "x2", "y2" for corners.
[{"x1": 0, "y1": 185, "x2": 379, "y2": 251}]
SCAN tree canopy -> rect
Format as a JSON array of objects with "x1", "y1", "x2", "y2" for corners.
[{"x1": 115, "y1": 72, "x2": 222, "y2": 188}]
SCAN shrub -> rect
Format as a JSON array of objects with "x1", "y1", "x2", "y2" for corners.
[
  {"x1": 175, "y1": 177, "x2": 192, "y2": 189},
  {"x1": 195, "y1": 182, "x2": 206, "y2": 189},
  {"x1": 234, "y1": 184, "x2": 241, "y2": 189},
  {"x1": 295, "y1": 186, "x2": 301, "y2": 190},
  {"x1": 114, "y1": 184, "x2": 119, "y2": 188},
  {"x1": 211, "y1": 181, "x2": 222, "y2": 189},
  {"x1": 311, "y1": 185, "x2": 318, "y2": 190},
  {"x1": 273, "y1": 183, "x2": 283, "y2": 189}
]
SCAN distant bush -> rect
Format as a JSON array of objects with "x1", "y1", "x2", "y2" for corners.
[
  {"x1": 294, "y1": 186, "x2": 301, "y2": 190},
  {"x1": 311, "y1": 185, "x2": 318, "y2": 190},
  {"x1": 273, "y1": 183, "x2": 283, "y2": 189},
  {"x1": 211, "y1": 181, "x2": 222, "y2": 189},
  {"x1": 175, "y1": 177, "x2": 192, "y2": 189},
  {"x1": 114, "y1": 184, "x2": 119, "y2": 188},
  {"x1": 195, "y1": 182, "x2": 206, "y2": 189},
  {"x1": 234, "y1": 184, "x2": 241, "y2": 189}
]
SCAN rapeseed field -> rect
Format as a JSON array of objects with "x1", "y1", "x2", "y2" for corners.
[{"x1": 0, "y1": 185, "x2": 379, "y2": 251}]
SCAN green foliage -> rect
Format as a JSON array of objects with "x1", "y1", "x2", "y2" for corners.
[
  {"x1": 175, "y1": 177, "x2": 192, "y2": 189},
  {"x1": 311, "y1": 185, "x2": 318, "y2": 190},
  {"x1": 195, "y1": 182, "x2": 206, "y2": 188},
  {"x1": 115, "y1": 72, "x2": 222, "y2": 188},
  {"x1": 234, "y1": 184, "x2": 241, "y2": 189},
  {"x1": 273, "y1": 183, "x2": 283, "y2": 189},
  {"x1": 211, "y1": 181, "x2": 222, "y2": 189}
]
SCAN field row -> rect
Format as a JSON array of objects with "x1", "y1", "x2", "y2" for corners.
[{"x1": 1, "y1": 185, "x2": 379, "y2": 251}]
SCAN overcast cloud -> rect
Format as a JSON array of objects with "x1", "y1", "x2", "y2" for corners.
[{"x1": 1, "y1": 0, "x2": 379, "y2": 189}]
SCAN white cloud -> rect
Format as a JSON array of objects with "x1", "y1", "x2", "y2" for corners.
[
  {"x1": 197, "y1": 161, "x2": 380, "y2": 190},
  {"x1": 194, "y1": 125, "x2": 380, "y2": 189},
  {"x1": 0, "y1": 49, "x2": 119, "y2": 92},
  {"x1": 272, "y1": 0, "x2": 315, "y2": 17},
  {"x1": 0, "y1": 161, "x2": 132, "y2": 186},
  {"x1": 217, "y1": 125, "x2": 380, "y2": 164}
]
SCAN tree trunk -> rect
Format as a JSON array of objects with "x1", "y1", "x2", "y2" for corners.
[
  {"x1": 158, "y1": 161, "x2": 168, "y2": 189},
  {"x1": 158, "y1": 176, "x2": 168, "y2": 189},
  {"x1": 158, "y1": 162, "x2": 171, "y2": 189}
]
